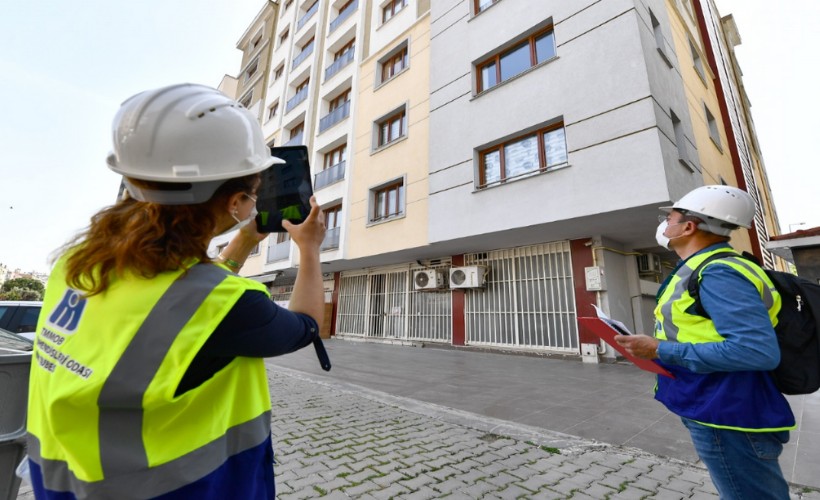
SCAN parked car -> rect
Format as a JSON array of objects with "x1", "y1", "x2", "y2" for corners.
[
  {"x1": 0, "y1": 300, "x2": 43, "y2": 341},
  {"x1": 0, "y1": 326, "x2": 34, "y2": 351}
]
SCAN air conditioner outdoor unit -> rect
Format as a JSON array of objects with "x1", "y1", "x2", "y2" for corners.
[
  {"x1": 413, "y1": 269, "x2": 445, "y2": 290},
  {"x1": 636, "y1": 253, "x2": 662, "y2": 275},
  {"x1": 449, "y1": 266, "x2": 487, "y2": 289}
]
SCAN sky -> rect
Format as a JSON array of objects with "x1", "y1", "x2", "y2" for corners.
[{"x1": 1, "y1": 1, "x2": 817, "y2": 274}]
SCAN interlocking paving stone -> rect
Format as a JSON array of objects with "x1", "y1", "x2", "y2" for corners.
[{"x1": 16, "y1": 366, "x2": 818, "y2": 500}]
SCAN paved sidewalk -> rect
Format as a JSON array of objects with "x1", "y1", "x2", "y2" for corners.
[{"x1": 17, "y1": 363, "x2": 819, "y2": 499}]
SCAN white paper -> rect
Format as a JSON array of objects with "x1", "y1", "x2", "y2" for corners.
[{"x1": 592, "y1": 304, "x2": 633, "y2": 336}]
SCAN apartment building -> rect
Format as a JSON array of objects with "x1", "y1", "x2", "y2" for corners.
[{"x1": 219, "y1": 0, "x2": 783, "y2": 360}]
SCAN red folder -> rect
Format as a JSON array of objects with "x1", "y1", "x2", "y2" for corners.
[{"x1": 578, "y1": 317, "x2": 675, "y2": 378}]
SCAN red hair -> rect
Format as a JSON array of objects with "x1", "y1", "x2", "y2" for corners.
[{"x1": 59, "y1": 174, "x2": 258, "y2": 296}]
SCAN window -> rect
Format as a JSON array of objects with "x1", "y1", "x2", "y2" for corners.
[
  {"x1": 474, "y1": 0, "x2": 499, "y2": 14},
  {"x1": 267, "y1": 102, "x2": 279, "y2": 120},
  {"x1": 476, "y1": 28, "x2": 555, "y2": 92},
  {"x1": 329, "y1": 89, "x2": 351, "y2": 112},
  {"x1": 249, "y1": 243, "x2": 260, "y2": 256},
  {"x1": 671, "y1": 110, "x2": 690, "y2": 165},
  {"x1": 296, "y1": 78, "x2": 310, "y2": 94},
  {"x1": 382, "y1": 0, "x2": 407, "y2": 23},
  {"x1": 279, "y1": 28, "x2": 290, "y2": 46},
  {"x1": 250, "y1": 32, "x2": 263, "y2": 51},
  {"x1": 276, "y1": 232, "x2": 291, "y2": 244},
  {"x1": 290, "y1": 122, "x2": 304, "y2": 139},
  {"x1": 377, "y1": 109, "x2": 407, "y2": 148},
  {"x1": 705, "y1": 105, "x2": 722, "y2": 150},
  {"x1": 324, "y1": 205, "x2": 342, "y2": 229},
  {"x1": 239, "y1": 91, "x2": 252, "y2": 109},
  {"x1": 380, "y1": 45, "x2": 408, "y2": 83},
  {"x1": 371, "y1": 180, "x2": 405, "y2": 221},
  {"x1": 273, "y1": 64, "x2": 284, "y2": 81},
  {"x1": 650, "y1": 9, "x2": 672, "y2": 67},
  {"x1": 282, "y1": 0, "x2": 294, "y2": 15},
  {"x1": 690, "y1": 39, "x2": 706, "y2": 82},
  {"x1": 324, "y1": 144, "x2": 347, "y2": 169},
  {"x1": 478, "y1": 123, "x2": 568, "y2": 187},
  {"x1": 245, "y1": 59, "x2": 259, "y2": 82},
  {"x1": 335, "y1": 38, "x2": 356, "y2": 60}
]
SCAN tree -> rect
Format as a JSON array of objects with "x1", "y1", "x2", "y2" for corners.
[{"x1": 0, "y1": 278, "x2": 45, "y2": 300}]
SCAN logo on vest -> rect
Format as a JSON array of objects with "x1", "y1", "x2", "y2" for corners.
[{"x1": 47, "y1": 289, "x2": 86, "y2": 334}]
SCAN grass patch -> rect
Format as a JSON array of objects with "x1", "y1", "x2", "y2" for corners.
[
  {"x1": 312, "y1": 485, "x2": 327, "y2": 496},
  {"x1": 540, "y1": 445, "x2": 561, "y2": 454}
]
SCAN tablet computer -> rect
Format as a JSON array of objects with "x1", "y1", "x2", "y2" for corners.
[{"x1": 255, "y1": 145, "x2": 313, "y2": 233}]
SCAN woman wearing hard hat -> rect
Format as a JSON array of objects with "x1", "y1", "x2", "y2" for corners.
[{"x1": 25, "y1": 83, "x2": 326, "y2": 499}]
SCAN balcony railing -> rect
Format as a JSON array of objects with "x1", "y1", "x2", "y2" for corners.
[
  {"x1": 329, "y1": 0, "x2": 358, "y2": 33},
  {"x1": 283, "y1": 133, "x2": 304, "y2": 146},
  {"x1": 267, "y1": 241, "x2": 291, "y2": 262},
  {"x1": 291, "y1": 42, "x2": 314, "y2": 69},
  {"x1": 321, "y1": 227, "x2": 340, "y2": 251},
  {"x1": 296, "y1": 2, "x2": 319, "y2": 31},
  {"x1": 318, "y1": 101, "x2": 350, "y2": 132},
  {"x1": 286, "y1": 86, "x2": 309, "y2": 112},
  {"x1": 314, "y1": 160, "x2": 346, "y2": 190},
  {"x1": 324, "y1": 48, "x2": 355, "y2": 80}
]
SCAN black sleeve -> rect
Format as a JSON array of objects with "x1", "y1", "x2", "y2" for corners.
[{"x1": 176, "y1": 290, "x2": 319, "y2": 395}]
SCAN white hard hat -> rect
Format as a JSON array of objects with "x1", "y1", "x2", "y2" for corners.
[
  {"x1": 107, "y1": 83, "x2": 283, "y2": 204},
  {"x1": 661, "y1": 185, "x2": 755, "y2": 236}
]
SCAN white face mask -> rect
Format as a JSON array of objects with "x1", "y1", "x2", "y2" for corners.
[
  {"x1": 655, "y1": 220, "x2": 671, "y2": 249},
  {"x1": 655, "y1": 219, "x2": 688, "y2": 250}
]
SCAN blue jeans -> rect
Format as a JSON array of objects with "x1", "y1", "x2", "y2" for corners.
[{"x1": 681, "y1": 417, "x2": 789, "y2": 499}]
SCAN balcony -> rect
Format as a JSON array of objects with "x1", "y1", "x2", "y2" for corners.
[
  {"x1": 318, "y1": 101, "x2": 350, "y2": 132},
  {"x1": 314, "y1": 160, "x2": 346, "y2": 190},
  {"x1": 329, "y1": 0, "x2": 358, "y2": 33},
  {"x1": 283, "y1": 133, "x2": 304, "y2": 146},
  {"x1": 286, "y1": 86, "x2": 309, "y2": 113},
  {"x1": 296, "y1": 2, "x2": 319, "y2": 31},
  {"x1": 267, "y1": 241, "x2": 291, "y2": 262},
  {"x1": 324, "y1": 48, "x2": 355, "y2": 80},
  {"x1": 291, "y1": 42, "x2": 314, "y2": 69},
  {"x1": 321, "y1": 227, "x2": 341, "y2": 251}
]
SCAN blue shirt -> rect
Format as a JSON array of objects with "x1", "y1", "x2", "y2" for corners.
[{"x1": 656, "y1": 243, "x2": 780, "y2": 373}]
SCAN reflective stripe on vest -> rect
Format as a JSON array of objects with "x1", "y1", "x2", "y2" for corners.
[
  {"x1": 28, "y1": 263, "x2": 272, "y2": 496},
  {"x1": 656, "y1": 250, "x2": 777, "y2": 343}
]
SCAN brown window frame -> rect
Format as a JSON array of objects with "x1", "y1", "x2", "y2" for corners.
[
  {"x1": 324, "y1": 204, "x2": 343, "y2": 229},
  {"x1": 372, "y1": 181, "x2": 404, "y2": 221},
  {"x1": 323, "y1": 144, "x2": 347, "y2": 170},
  {"x1": 380, "y1": 46, "x2": 408, "y2": 83},
  {"x1": 382, "y1": 0, "x2": 408, "y2": 23},
  {"x1": 377, "y1": 110, "x2": 407, "y2": 147},
  {"x1": 267, "y1": 102, "x2": 279, "y2": 120},
  {"x1": 474, "y1": 0, "x2": 500, "y2": 14},
  {"x1": 295, "y1": 77, "x2": 310, "y2": 94},
  {"x1": 273, "y1": 64, "x2": 284, "y2": 80},
  {"x1": 290, "y1": 122, "x2": 304, "y2": 139},
  {"x1": 279, "y1": 28, "x2": 290, "y2": 46},
  {"x1": 334, "y1": 38, "x2": 356, "y2": 60},
  {"x1": 477, "y1": 122, "x2": 567, "y2": 188},
  {"x1": 329, "y1": 89, "x2": 351, "y2": 111},
  {"x1": 475, "y1": 26, "x2": 555, "y2": 93}
]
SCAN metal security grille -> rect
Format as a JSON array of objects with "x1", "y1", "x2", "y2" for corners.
[
  {"x1": 464, "y1": 242, "x2": 577, "y2": 352},
  {"x1": 336, "y1": 264, "x2": 452, "y2": 342}
]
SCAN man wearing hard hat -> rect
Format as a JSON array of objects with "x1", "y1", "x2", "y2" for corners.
[{"x1": 617, "y1": 185, "x2": 794, "y2": 500}]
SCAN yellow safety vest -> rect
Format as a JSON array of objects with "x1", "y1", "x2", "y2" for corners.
[
  {"x1": 653, "y1": 247, "x2": 795, "y2": 431},
  {"x1": 27, "y1": 258, "x2": 272, "y2": 497}
]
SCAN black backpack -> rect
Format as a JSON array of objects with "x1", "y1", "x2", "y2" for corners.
[{"x1": 687, "y1": 251, "x2": 820, "y2": 395}]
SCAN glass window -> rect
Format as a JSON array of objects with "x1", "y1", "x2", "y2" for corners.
[
  {"x1": 543, "y1": 127, "x2": 567, "y2": 167},
  {"x1": 482, "y1": 150, "x2": 501, "y2": 185},
  {"x1": 499, "y1": 42, "x2": 530, "y2": 82},
  {"x1": 480, "y1": 62, "x2": 497, "y2": 90},
  {"x1": 535, "y1": 31, "x2": 556, "y2": 63},
  {"x1": 503, "y1": 135, "x2": 539, "y2": 178}
]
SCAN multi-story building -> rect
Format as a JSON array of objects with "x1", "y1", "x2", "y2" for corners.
[{"x1": 218, "y1": 0, "x2": 784, "y2": 360}]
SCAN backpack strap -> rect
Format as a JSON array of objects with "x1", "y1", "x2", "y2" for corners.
[{"x1": 686, "y1": 251, "x2": 753, "y2": 319}]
